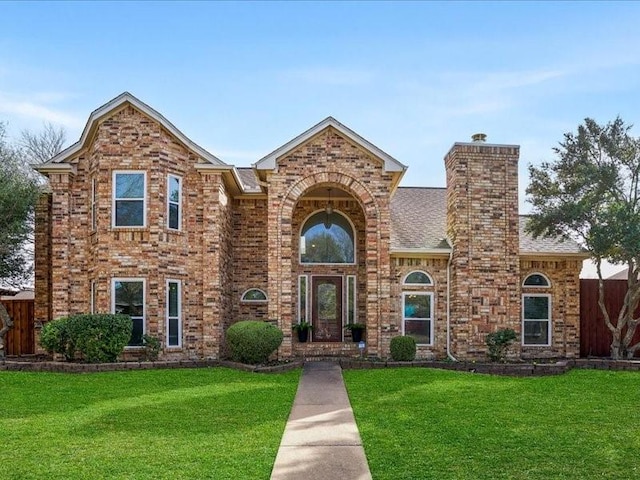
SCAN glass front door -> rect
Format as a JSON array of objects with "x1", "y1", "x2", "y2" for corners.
[{"x1": 311, "y1": 276, "x2": 343, "y2": 342}]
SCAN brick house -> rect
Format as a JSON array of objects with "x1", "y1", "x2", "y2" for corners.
[{"x1": 34, "y1": 92, "x2": 587, "y2": 361}]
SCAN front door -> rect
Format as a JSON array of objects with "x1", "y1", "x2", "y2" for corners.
[{"x1": 311, "y1": 276, "x2": 343, "y2": 342}]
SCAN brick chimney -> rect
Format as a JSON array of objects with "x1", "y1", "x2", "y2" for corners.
[{"x1": 444, "y1": 135, "x2": 521, "y2": 359}]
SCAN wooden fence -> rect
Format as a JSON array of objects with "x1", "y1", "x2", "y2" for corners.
[
  {"x1": 0, "y1": 299, "x2": 35, "y2": 356},
  {"x1": 580, "y1": 279, "x2": 640, "y2": 358}
]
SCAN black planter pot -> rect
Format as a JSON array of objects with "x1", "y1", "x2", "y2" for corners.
[
  {"x1": 297, "y1": 329, "x2": 309, "y2": 343},
  {"x1": 351, "y1": 328, "x2": 364, "y2": 343}
]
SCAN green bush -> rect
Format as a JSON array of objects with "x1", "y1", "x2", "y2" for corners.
[
  {"x1": 39, "y1": 314, "x2": 132, "y2": 363},
  {"x1": 40, "y1": 317, "x2": 75, "y2": 360},
  {"x1": 142, "y1": 334, "x2": 161, "y2": 361},
  {"x1": 486, "y1": 328, "x2": 517, "y2": 362},
  {"x1": 390, "y1": 335, "x2": 417, "y2": 361},
  {"x1": 225, "y1": 320, "x2": 283, "y2": 365}
]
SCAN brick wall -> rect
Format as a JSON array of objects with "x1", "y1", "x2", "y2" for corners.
[{"x1": 445, "y1": 142, "x2": 521, "y2": 359}]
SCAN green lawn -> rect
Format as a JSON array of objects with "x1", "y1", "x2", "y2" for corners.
[
  {"x1": 344, "y1": 368, "x2": 640, "y2": 480},
  {"x1": 0, "y1": 368, "x2": 300, "y2": 480}
]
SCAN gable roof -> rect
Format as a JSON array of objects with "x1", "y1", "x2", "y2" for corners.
[
  {"x1": 390, "y1": 187, "x2": 586, "y2": 256},
  {"x1": 38, "y1": 92, "x2": 227, "y2": 168},
  {"x1": 253, "y1": 116, "x2": 407, "y2": 173}
]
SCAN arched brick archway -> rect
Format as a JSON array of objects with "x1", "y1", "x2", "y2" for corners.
[{"x1": 268, "y1": 171, "x2": 391, "y2": 357}]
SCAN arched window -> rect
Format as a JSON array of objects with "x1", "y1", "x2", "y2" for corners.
[
  {"x1": 523, "y1": 273, "x2": 550, "y2": 287},
  {"x1": 300, "y1": 211, "x2": 355, "y2": 264},
  {"x1": 241, "y1": 288, "x2": 268, "y2": 303},
  {"x1": 403, "y1": 271, "x2": 433, "y2": 286}
]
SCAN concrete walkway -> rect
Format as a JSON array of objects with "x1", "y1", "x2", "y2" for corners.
[{"x1": 270, "y1": 362, "x2": 373, "y2": 480}]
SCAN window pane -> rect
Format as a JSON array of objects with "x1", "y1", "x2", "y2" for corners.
[
  {"x1": 169, "y1": 203, "x2": 179, "y2": 229},
  {"x1": 524, "y1": 274, "x2": 549, "y2": 287},
  {"x1": 301, "y1": 211, "x2": 354, "y2": 263},
  {"x1": 130, "y1": 318, "x2": 144, "y2": 346},
  {"x1": 347, "y1": 276, "x2": 355, "y2": 324},
  {"x1": 168, "y1": 282, "x2": 179, "y2": 317},
  {"x1": 116, "y1": 173, "x2": 144, "y2": 198},
  {"x1": 242, "y1": 289, "x2": 267, "y2": 301},
  {"x1": 524, "y1": 320, "x2": 549, "y2": 345},
  {"x1": 405, "y1": 319, "x2": 431, "y2": 345},
  {"x1": 116, "y1": 200, "x2": 144, "y2": 226},
  {"x1": 114, "y1": 281, "x2": 144, "y2": 317},
  {"x1": 405, "y1": 271, "x2": 431, "y2": 285},
  {"x1": 299, "y1": 276, "x2": 307, "y2": 323},
  {"x1": 169, "y1": 176, "x2": 180, "y2": 203},
  {"x1": 524, "y1": 296, "x2": 549, "y2": 319},
  {"x1": 404, "y1": 294, "x2": 431, "y2": 319},
  {"x1": 168, "y1": 318, "x2": 179, "y2": 346}
]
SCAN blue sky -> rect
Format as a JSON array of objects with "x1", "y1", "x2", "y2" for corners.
[{"x1": 2, "y1": 1, "x2": 640, "y2": 212}]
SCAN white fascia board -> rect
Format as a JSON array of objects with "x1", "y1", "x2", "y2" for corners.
[
  {"x1": 194, "y1": 164, "x2": 254, "y2": 194},
  {"x1": 45, "y1": 92, "x2": 226, "y2": 167},
  {"x1": 254, "y1": 116, "x2": 407, "y2": 173},
  {"x1": 520, "y1": 251, "x2": 590, "y2": 259},
  {"x1": 390, "y1": 248, "x2": 451, "y2": 257},
  {"x1": 32, "y1": 163, "x2": 75, "y2": 174}
]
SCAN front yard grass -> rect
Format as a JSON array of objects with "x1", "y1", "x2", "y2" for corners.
[
  {"x1": 0, "y1": 367, "x2": 300, "y2": 480},
  {"x1": 344, "y1": 368, "x2": 640, "y2": 480}
]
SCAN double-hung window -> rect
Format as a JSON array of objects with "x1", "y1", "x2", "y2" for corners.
[
  {"x1": 402, "y1": 292, "x2": 434, "y2": 345},
  {"x1": 113, "y1": 171, "x2": 146, "y2": 227},
  {"x1": 112, "y1": 278, "x2": 145, "y2": 346},
  {"x1": 167, "y1": 174, "x2": 182, "y2": 231},
  {"x1": 522, "y1": 294, "x2": 551, "y2": 346},
  {"x1": 167, "y1": 280, "x2": 182, "y2": 347},
  {"x1": 522, "y1": 273, "x2": 552, "y2": 346}
]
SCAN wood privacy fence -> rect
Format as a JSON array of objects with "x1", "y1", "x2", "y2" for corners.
[
  {"x1": 580, "y1": 279, "x2": 640, "y2": 358},
  {"x1": 0, "y1": 299, "x2": 35, "y2": 356}
]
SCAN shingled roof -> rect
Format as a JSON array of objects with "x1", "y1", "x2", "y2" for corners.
[{"x1": 390, "y1": 187, "x2": 585, "y2": 255}]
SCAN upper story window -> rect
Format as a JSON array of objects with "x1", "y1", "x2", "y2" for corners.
[
  {"x1": 523, "y1": 273, "x2": 550, "y2": 287},
  {"x1": 167, "y1": 174, "x2": 182, "y2": 231},
  {"x1": 300, "y1": 211, "x2": 355, "y2": 264},
  {"x1": 403, "y1": 271, "x2": 433, "y2": 286},
  {"x1": 113, "y1": 171, "x2": 146, "y2": 227}
]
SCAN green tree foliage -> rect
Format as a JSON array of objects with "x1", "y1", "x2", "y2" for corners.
[
  {"x1": 0, "y1": 122, "x2": 42, "y2": 287},
  {"x1": 527, "y1": 117, "x2": 640, "y2": 359}
]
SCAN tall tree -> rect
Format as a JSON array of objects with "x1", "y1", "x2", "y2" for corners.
[
  {"x1": 19, "y1": 122, "x2": 66, "y2": 164},
  {"x1": 527, "y1": 117, "x2": 640, "y2": 359}
]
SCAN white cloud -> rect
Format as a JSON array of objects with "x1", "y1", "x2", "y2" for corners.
[{"x1": 0, "y1": 92, "x2": 84, "y2": 130}]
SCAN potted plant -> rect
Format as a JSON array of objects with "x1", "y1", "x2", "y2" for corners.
[
  {"x1": 292, "y1": 321, "x2": 313, "y2": 343},
  {"x1": 345, "y1": 323, "x2": 366, "y2": 343}
]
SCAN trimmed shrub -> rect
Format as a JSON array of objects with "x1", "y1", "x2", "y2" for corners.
[
  {"x1": 39, "y1": 314, "x2": 132, "y2": 363},
  {"x1": 40, "y1": 317, "x2": 75, "y2": 360},
  {"x1": 390, "y1": 335, "x2": 417, "y2": 361},
  {"x1": 142, "y1": 334, "x2": 161, "y2": 361},
  {"x1": 225, "y1": 320, "x2": 283, "y2": 365},
  {"x1": 486, "y1": 328, "x2": 517, "y2": 362}
]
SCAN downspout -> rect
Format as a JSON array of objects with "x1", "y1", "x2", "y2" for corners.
[{"x1": 446, "y1": 238, "x2": 458, "y2": 362}]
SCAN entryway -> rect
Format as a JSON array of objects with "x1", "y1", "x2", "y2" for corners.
[{"x1": 311, "y1": 276, "x2": 342, "y2": 342}]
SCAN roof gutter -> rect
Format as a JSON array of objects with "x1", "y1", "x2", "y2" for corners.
[{"x1": 390, "y1": 248, "x2": 451, "y2": 257}]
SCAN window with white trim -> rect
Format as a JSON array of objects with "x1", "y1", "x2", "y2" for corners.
[
  {"x1": 523, "y1": 273, "x2": 550, "y2": 287},
  {"x1": 90, "y1": 279, "x2": 97, "y2": 314},
  {"x1": 167, "y1": 174, "x2": 182, "y2": 231},
  {"x1": 300, "y1": 210, "x2": 355, "y2": 264},
  {"x1": 522, "y1": 294, "x2": 551, "y2": 346},
  {"x1": 403, "y1": 271, "x2": 433, "y2": 286},
  {"x1": 113, "y1": 171, "x2": 146, "y2": 227},
  {"x1": 91, "y1": 178, "x2": 98, "y2": 231},
  {"x1": 241, "y1": 288, "x2": 268, "y2": 302},
  {"x1": 167, "y1": 280, "x2": 181, "y2": 347},
  {"x1": 402, "y1": 292, "x2": 434, "y2": 345},
  {"x1": 112, "y1": 278, "x2": 145, "y2": 346},
  {"x1": 298, "y1": 275, "x2": 308, "y2": 323}
]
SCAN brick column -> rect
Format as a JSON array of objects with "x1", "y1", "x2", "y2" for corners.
[
  {"x1": 445, "y1": 141, "x2": 521, "y2": 359},
  {"x1": 49, "y1": 172, "x2": 73, "y2": 320}
]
